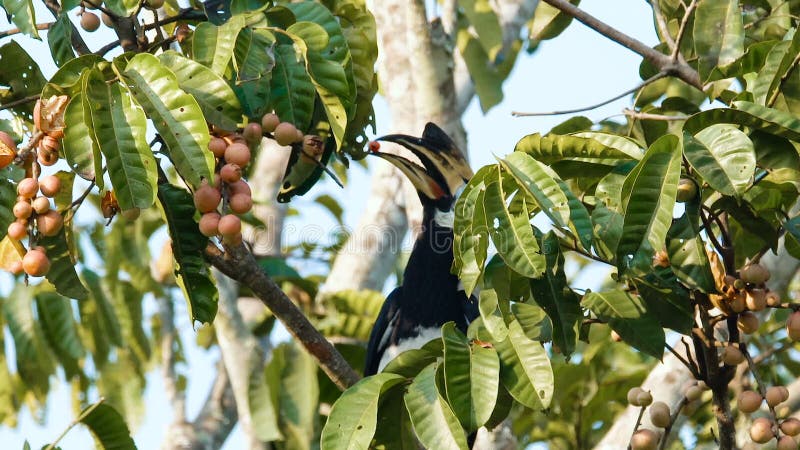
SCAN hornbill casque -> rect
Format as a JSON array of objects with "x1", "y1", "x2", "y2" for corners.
[{"x1": 363, "y1": 123, "x2": 478, "y2": 376}]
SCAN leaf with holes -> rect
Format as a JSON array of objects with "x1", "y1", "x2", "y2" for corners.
[
  {"x1": 494, "y1": 320, "x2": 553, "y2": 409},
  {"x1": 684, "y1": 101, "x2": 800, "y2": 142},
  {"x1": 683, "y1": 125, "x2": 755, "y2": 197},
  {"x1": 694, "y1": 0, "x2": 744, "y2": 81}
]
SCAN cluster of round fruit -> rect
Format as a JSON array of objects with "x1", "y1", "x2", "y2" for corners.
[
  {"x1": 738, "y1": 386, "x2": 799, "y2": 447},
  {"x1": 627, "y1": 381, "x2": 709, "y2": 449},
  {"x1": 78, "y1": 0, "x2": 164, "y2": 33},
  {"x1": 194, "y1": 113, "x2": 315, "y2": 244},
  {"x1": 32, "y1": 95, "x2": 69, "y2": 167},
  {"x1": 6, "y1": 175, "x2": 63, "y2": 277},
  {"x1": 712, "y1": 262, "x2": 777, "y2": 315}
]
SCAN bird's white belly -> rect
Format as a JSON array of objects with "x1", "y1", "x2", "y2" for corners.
[{"x1": 378, "y1": 326, "x2": 442, "y2": 372}]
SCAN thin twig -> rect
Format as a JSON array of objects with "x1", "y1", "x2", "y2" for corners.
[
  {"x1": 627, "y1": 406, "x2": 647, "y2": 450},
  {"x1": 44, "y1": 399, "x2": 105, "y2": 450},
  {"x1": 666, "y1": 342, "x2": 700, "y2": 378},
  {"x1": 671, "y1": 0, "x2": 698, "y2": 61},
  {"x1": 95, "y1": 40, "x2": 121, "y2": 57},
  {"x1": 0, "y1": 94, "x2": 40, "y2": 113},
  {"x1": 0, "y1": 22, "x2": 54, "y2": 39},
  {"x1": 513, "y1": 73, "x2": 667, "y2": 117},
  {"x1": 741, "y1": 343, "x2": 781, "y2": 439},
  {"x1": 659, "y1": 396, "x2": 689, "y2": 450},
  {"x1": 649, "y1": 0, "x2": 677, "y2": 52},
  {"x1": 623, "y1": 109, "x2": 689, "y2": 121}
]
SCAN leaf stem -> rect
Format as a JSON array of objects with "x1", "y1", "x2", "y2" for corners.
[{"x1": 44, "y1": 398, "x2": 105, "y2": 450}]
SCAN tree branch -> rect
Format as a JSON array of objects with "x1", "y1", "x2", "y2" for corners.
[
  {"x1": 539, "y1": 0, "x2": 702, "y2": 90},
  {"x1": 0, "y1": 22, "x2": 53, "y2": 39},
  {"x1": 42, "y1": 0, "x2": 91, "y2": 55},
  {"x1": 205, "y1": 242, "x2": 360, "y2": 390}
]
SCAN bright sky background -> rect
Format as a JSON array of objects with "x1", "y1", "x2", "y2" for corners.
[{"x1": 0, "y1": 0, "x2": 657, "y2": 448}]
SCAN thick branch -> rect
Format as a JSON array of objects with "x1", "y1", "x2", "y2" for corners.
[
  {"x1": 540, "y1": 0, "x2": 702, "y2": 90},
  {"x1": 206, "y1": 242, "x2": 360, "y2": 390},
  {"x1": 42, "y1": 0, "x2": 91, "y2": 55}
]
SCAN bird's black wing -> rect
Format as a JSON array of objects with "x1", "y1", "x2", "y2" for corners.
[
  {"x1": 462, "y1": 291, "x2": 479, "y2": 325},
  {"x1": 364, "y1": 287, "x2": 402, "y2": 376}
]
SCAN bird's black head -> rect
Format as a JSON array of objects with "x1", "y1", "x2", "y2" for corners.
[{"x1": 369, "y1": 123, "x2": 473, "y2": 212}]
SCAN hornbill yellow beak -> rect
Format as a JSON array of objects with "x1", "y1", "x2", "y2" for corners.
[{"x1": 369, "y1": 123, "x2": 473, "y2": 209}]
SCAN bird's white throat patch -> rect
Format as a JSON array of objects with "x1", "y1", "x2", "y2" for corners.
[
  {"x1": 434, "y1": 208, "x2": 455, "y2": 228},
  {"x1": 378, "y1": 326, "x2": 442, "y2": 372}
]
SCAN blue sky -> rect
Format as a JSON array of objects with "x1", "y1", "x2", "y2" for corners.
[{"x1": 0, "y1": 0, "x2": 657, "y2": 448}]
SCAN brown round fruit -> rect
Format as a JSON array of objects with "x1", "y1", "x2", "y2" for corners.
[
  {"x1": 766, "y1": 385, "x2": 789, "y2": 407},
  {"x1": 217, "y1": 214, "x2": 241, "y2": 236},
  {"x1": 228, "y1": 180, "x2": 251, "y2": 197},
  {"x1": 685, "y1": 385, "x2": 703, "y2": 402},
  {"x1": 722, "y1": 345, "x2": 744, "y2": 366},
  {"x1": 194, "y1": 183, "x2": 221, "y2": 213},
  {"x1": 17, "y1": 178, "x2": 39, "y2": 199},
  {"x1": 274, "y1": 122, "x2": 299, "y2": 146},
  {"x1": 766, "y1": 291, "x2": 781, "y2": 307},
  {"x1": 738, "y1": 312, "x2": 759, "y2": 334},
  {"x1": 36, "y1": 210, "x2": 63, "y2": 236},
  {"x1": 746, "y1": 288, "x2": 767, "y2": 311},
  {"x1": 39, "y1": 135, "x2": 60, "y2": 153},
  {"x1": 261, "y1": 113, "x2": 280, "y2": 133},
  {"x1": 7, "y1": 220, "x2": 27, "y2": 240},
  {"x1": 630, "y1": 429, "x2": 658, "y2": 450},
  {"x1": 740, "y1": 263, "x2": 770, "y2": 284},
  {"x1": 80, "y1": 12, "x2": 101, "y2": 32},
  {"x1": 224, "y1": 143, "x2": 251, "y2": 167},
  {"x1": 220, "y1": 163, "x2": 242, "y2": 183},
  {"x1": 777, "y1": 436, "x2": 797, "y2": 450},
  {"x1": 22, "y1": 248, "x2": 50, "y2": 277},
  {"x1": 101, "y1": 12, "x2": 114, "y2": 27},
  {"x1": 738, "y1": 391, "x2": 763, "y2": 414},
  {"x1": 649, "y1": 401, "x2": 671, "y2": 428},
  {"x1": 228, "y1": 193, "x2": 252, "y2": 215},
  {"x1": 0, "y1": 131, "x2": 16, "y2": 169},
  {"x1": 13, "y1": 201, "x2": 32, "y2": 220},
  {"x1": 145, "y1": 0, "x2": 164, "y2": 9},
  {"x1": 787, "y1": 311, "x2": 800, "y2": 341},
  {"x1": 749, "y1": 417, "x2": 774, "y2": 444},
  {"x1": 730, "y1": 292, "x2": 746, "y2": 313},
  {"x1": 208, "y1": 137, "x2": 228, "y2": 158},
  {"x1": 676, "y1": 178, "x2": 697, "y2": 202},
  {"x1": 38, "y1": 149, "x2": 58, "y2": 166},
  {"x1": 637, "y1": 391, "x2": 653, "y2": 407},
  {"x1": 781, "y1": 418, "x2": 800, "y2": 436},
  {"x1": 627, "y1": 387, "x2": 645, "y2": 406},
  {"x1": 243, "y1": 122, "x2": 262, "y2": 145},
  {"x1": 39, "y1": 175, "x2": 62, "y2": 198},
  {"x1": 175, "y1": 23, "x2": 191, "y2": 42},
  {"x1": 32, "y1": 196, "x2": 51, "y2": 214},
  {"x1": 198, "y1": 212, "x2": 221, "y2": 237}
]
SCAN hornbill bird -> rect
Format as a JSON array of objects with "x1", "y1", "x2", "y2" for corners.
[{"x1": 363, "y1": 123, "x2": 478, "y2": 376}]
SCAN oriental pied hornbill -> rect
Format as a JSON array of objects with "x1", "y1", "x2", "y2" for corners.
[{"x1": 363, "y1": 123, "x2": 478, "y2": 376}]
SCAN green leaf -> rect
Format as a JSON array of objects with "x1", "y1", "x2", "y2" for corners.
[
  {"x1": 666, "y1": 213, "x2": 717, "y2": 293},
  {"x1": 3, "y1": 286, "x2": 54, "y2": 400},
  {"x1": 0, "y1": 178, "x2": 16, "y2": 239},
  {"x1": 156, "y1": 183, "x2": 218, "y2": 324},
  {"x1": 478, "y1": 288, "x2": 508, "y2": 341},
  {"x1": 442, "y1": 323, "x2": 499, "y2": 431},
  {"x1": 382, "y1": 339, "x2": 444, "y2": 379},
  {"x1": 158, "y1": 51, "x2": 242, "y2": 132},
  {"x1": 459, "y1": 0, "x2": 503, "y2": 59},
  {"x1": 35, "y1": 291, "x2": 84, "y2": 379},
  {"x1": 511, "y1": 302, "x2": 549, "y2": 340},
  {"x1": 684, "y1": 101, "x2": 800, "y2": 142},
  {"x1": 501, "y1": 151, "x2": 593, "y2": 250},
  {"x1": 514, "y1": 132, "x2": 642, "y2": 164},
  {"x1": 495, "y1": 320, "x2": 553, "y2": 409},
  {"x1": 274, "y1": 342, "x2": 318, "y2": 447},
  {"x1": 483, "y1": 174, "x2": 545, "y2": 277},
  {"x1": 634, "y1": 271, "x2": 694, "y2": 334},
  {"x1": 529, "y1": 232, "x2": 581, "y2": 357},
  {"x1": 47, "y1": 15, "x2": 74, "y2": 67},
  {"x1": 750, "y1": 29, "x2": 800, "y2": 106},
  {"x1": 321, "y1": 290, "x2": 383, "y2": 341},
  {"x1": 456, "y1": 28, "x2": 504, "y2": 112},
  {"x1": 694, "y1": 0, "x2": 744, "y2": 81},
  {"x1": 529, "y1": 0, "x2": 580, "y2": 43},
  {"x1": 270, "y1": 44, "x2": 316, "y2": 130},
  {"x1": 233, "y1": 28, "x2": 275, "y2": 119},
  {"x1": 404, "y1": 363, "x2": 468, "y2": 450},
  {"x1": 320, "y1": 373, "x2": 405, "y2": 450},
  {"x1": 582, "y1": 291, "x2": 665, "y2": 359},
  {"x1": 249, "y1": 366, "x2": 282, "y2": 442},
  {"x1": 82, "y1": 269, "x2": 123, "y2": 347},
  {"x1": 103, "y1": 0, "x2": 138, "y2": 17},
  {"x1": 41, "y1": 53, "x2": 105, "y2": 99},
  {"x1": 84, "y1": 71, "x2": 158, "y2": 211},
  {"x1": 192, "y1": 15, "x2": 245, "y2": 75},
  {"x1": 287, "y1": 21, "x2": 330, "y2": 52},
  {"x1": 0, "y1": 41, "x2": 46, "y2": 118},
  {"x1": 1, "y1": 0, "x2": 38, "y2": 39},
  {"x1": 120, "y1": 53, "x2": 214, "y2": 189},
  {"x1": 683, "y1": 125, "x2": 755, "y2": 197},
  {"x1": 40, "y1": 225, "x2": 89, "y2": 300},
  {"x1": 79, "y1": 402, "x2": 137, "y2": 450},
  {"x1": 453, "y1": 166, "x2": 494, "y2": 296},
  {"x1": 617, "y1": 134, "x2": 681, "y2": 272},
  {"x1": 62, "y1": 94, "x2": 97, "y2": 181}
]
